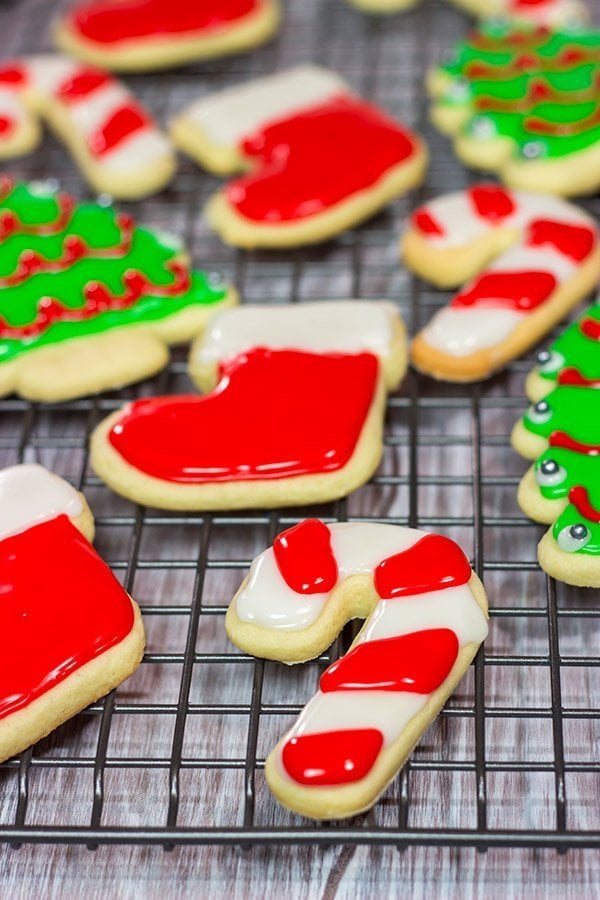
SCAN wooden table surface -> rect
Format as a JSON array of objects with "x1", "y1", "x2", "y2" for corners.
[{"x1": 1, "y1": 0, "x2": 600, "y2": 894}]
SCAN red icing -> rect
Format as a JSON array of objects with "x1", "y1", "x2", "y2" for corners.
[
  {"x1": 0, "y1": 192, "x2": 75, "y2": 243},
  {"x1": 68, "y1": 0, "x2": 262, "y2": 44},
  {"x1": 469, "y1": 185, "x2": 515, "y2": 222},
  {"x1": 56, "y1": 69, "x2": 111, "y2": 103},
  {"x1": 0, "y1": 258, "x2": 187, "y2": 340},
  {"x1": 527, "y1": 219, "x2": 595, "y2": 262},
  {"x1": 557, "y1": 368, "x2": 600, "y2": 388},
  {"x1": 580, "y1": 317, "x2": 600, "y2": 341},
  {"x1": 569, "y1": 486, "x2": 600, "y2": 523},
  {"x1": 0, "y1": 118, "x2": 14, "y2": 136},
  {"x1": 413, "y1": 209, "x2": 444, "y2": 236},
  {"x1": 227, "y1": 95, "x2": 417, "y2": 223},
  {"x1": 0, "y1": 213, "x2": 133, "y2": 289},
  {"x1": 273, "y1": 519, "x2": 338, "y2": 594},
  {"x1": 0, "y1": 65, "x2": 27, "y2": 86},
  {"x1": 374, "y1": 533, "x2": 471, "y2": 599},
  {"x1": 451, "y1": 271, "x2": 557, "y2": 312},
  {"x1": 88, "y1": 104, "x2": 151, "y2": 156},
  {"x1": 0, "y1": 514, "x2": 134, "y2": 720},
  {"x1": 549, "y1": 431, "x2": 600, "y2": 455},
  {"x1": 108, "y1": 349, "x2": 379, "y2": 483},
  {"x1": 320, "y1": 629, "x2": 459, "y2": 694},
  {"x1": 281, "y1": 728, "x2": 384, "y2": 786}
]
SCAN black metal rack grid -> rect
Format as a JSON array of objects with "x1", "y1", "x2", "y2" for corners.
[{"x1": 0, "y1": 0, "x2": 600, "y2": 851}]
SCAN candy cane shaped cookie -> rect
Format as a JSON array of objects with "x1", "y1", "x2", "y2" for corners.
[
  {"x1": 0, "y1": 464, "x2": 145, "y2": 762},
  {"x1": 403, "y1": 184, "x2": 600, "y2": 382},
  {"x1": 226, "y1": 519, "x2": 488, "y2": 819},
  {"x1": 0, "y1": 179, "x2": 234, "y2": 402},
  {"x1": 90, "y1": 301, "x2": 407, "y2": 510},
  {"x1": 0, "y1": 55, "x2": 174, "y2": 198},
  {"x1": 170, "y1": 66, "x2": 427, "y2": 248},
  {"x1": 526, "y1": 300, "x2": 600, "y2": 401},
  {"x1": 55, "y1": 0, "x2": 280, "y2": 72},
  {"x1": 513, "y1": 366, "x2": 600, "y2": 585}
]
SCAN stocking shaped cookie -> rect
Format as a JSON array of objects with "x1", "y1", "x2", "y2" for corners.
[
  {"x1": 0, "y1": 55, "x2": 174, "y2": 198},
  {"x1": 513, "y1": 365, "x2": 600, "y2": 586},
  {"x1": 0, "y1": 179, "x2": 234, "y2": 402},
  {"x1": 403, "y1": 184, "x2": 599, "y2": 381},
  {"x1": 170, "y1": 66, "x2": 427, "y2": 248},
  {"x1": 55, "y1": 0, "x2": 280, "y2": 72},
  {"x1": 0, "y1": 464, "x2": 145, "y2": 763},
  {"x1": 429, "y1": 26, "x2": 600, "y2": 197},
  {"x1": 526, "y1": 300, "x2": 600, "y2": 400},
  {"x1": 91, "y1": 300, "x2": 407, "y2": 510},
  {"x1": 226, "y1": 519, "x2": 488, "y2": 819}
]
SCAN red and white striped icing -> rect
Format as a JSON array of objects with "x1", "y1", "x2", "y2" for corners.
[
  {"x1": 235, "y1": 519, "x2": 488, "y2": 788},
  {"x1": 0, "y1": 55, "x2": 171, "y2": 172},
  {"x1": 412, "y1": 185, "x2": 598, "y2": 358},
  {"x1": 0, "y1": 464, "x2": 83, "y2": 540}
]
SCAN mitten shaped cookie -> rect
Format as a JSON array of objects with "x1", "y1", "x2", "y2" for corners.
[{"x1": 0, "y1": 464, "x2": 145, "y2": 763}]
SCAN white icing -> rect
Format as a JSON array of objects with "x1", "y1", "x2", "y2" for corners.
[
  {"x1": 421, "y1": 307, "x2": 525, "y2": 356},
  {"x1": 100, "y1": 128, "x2": 172, "y2": 170},
  {"x1": 182, "y1": 65, "x2": 348, "y2": 148},
  {"x1": 418, "y1": 188, "x2": 594, "y2": 249},
  {"x1": 194, "y1": 301, "x2": 397, "y2": 369},
  {"x1": 27, "y1": 55, "x2": 80, "y2": 95},
  {"x1": 287, "y1": 690, "x2": 427, "y2": 746},
  {"x1": 0, "y1": 87, "x2": 27, "y2": 126},
  {"x1": 486, "y1": 245, "x2": 576, "y2": 282},
  {"x1": 0, "y1": 464, "x2": 83, "y2": 541},
  {"x1": 235, "y1": 522, "x2": 423, "y2": 631},
  {"x1": 67, "y1": 82, "x2": 133, "y2": 137}
]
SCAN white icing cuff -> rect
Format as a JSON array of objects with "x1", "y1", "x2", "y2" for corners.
[
  {"x1": 195, "y1": 301, "x2": 397, "y2": 369},
  {"x1": 422, "y1": 307, "x2": 525, "y2": 356},
  {"x1": 0, "y1": 464, "x2": 83, "y2": 540},
  {"x1": 183, "y1": 65, "x2": 348, "y2": 149}
]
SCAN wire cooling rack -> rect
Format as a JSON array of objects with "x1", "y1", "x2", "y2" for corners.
[{"x1": 1, "y1": 0, "x2": 600, "y2": 851}]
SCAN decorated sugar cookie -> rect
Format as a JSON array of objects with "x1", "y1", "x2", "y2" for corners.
[
  {"x1": 54, "y1": 0, "x2": 280, "y2": 72},
  {"x1": 526, "y1": 300, "x2": 600, "y2": 400},
  {"x1": 0, "y1": 55, "x2": 174, "y2": 198},
  {"x1": 91, "y1": 301, "x2": 407, "y2": 510},
  {"x1": 403, "y1": 184, "x2": 600, "y2": 382},
  {"x1": 226, "y1": 519, "x2": 488, "y2": 819},
  {"x1": 512, "y1": 357, "x2": 600, "y2": 586},
  {"x1": 429, "y1": 26, "x2": 600, "y2": 197},
  {"x1": 0, "y1": 464, "x2": 145, "y2": 763},
  {"x1": 0, "y1": 179, "x2": 235, "y2": 402},
  {"x1": 170, "y1": 66, "x2": 427, "y2": 248},
  {"x1": 349, "y1": 0, "x2": 587, "y2": 25}
]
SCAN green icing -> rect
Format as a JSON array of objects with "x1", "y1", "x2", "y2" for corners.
[
  {"x1": 0, "y1": 182, "x2": 227, "y2": 364},
  {"x1": 538, "y1": 303, "x2": 600, "y2": 384},
  {"x1": 535, "y1": 446, "x2": 599, "y2": 503},
  {"x1": 552, "y1": 504, "x2": 600, "y2": 555},
  {"x1": 522, "y1": 384, "x2": 600, "y2": 443},
  {"x1": 437, "y1": 25, "x2": 600, "y2": 159}
]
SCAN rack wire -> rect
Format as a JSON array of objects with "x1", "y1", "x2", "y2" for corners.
[{"x1": 1, "y1": 0, "x2": 600, "y2": 851}]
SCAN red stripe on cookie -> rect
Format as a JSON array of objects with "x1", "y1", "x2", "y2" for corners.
[
  {"x1": 527, "y1": 219, "x2": 596, "y2": 262},
  {"x1": 374, "y1": 533, "x2": 471, "y2": 599},
  {"x1": 281, "y1": 728, "x2": 384, "y2": 785},
  {"x1": 468, "y1": 184, "x2": 515, "y2": 222},
  {"x1": 274, "y1": 519, "x2": 338, "y2": 594},
  {"x1": 451, "y1": 271, "x2": 556, "y2": 312},
  {"x1": 88, "y1": 104, "x2": 151, "y2": 156}
]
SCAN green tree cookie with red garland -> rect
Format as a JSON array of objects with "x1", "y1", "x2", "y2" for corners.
[
  {"x1": 429, "y1": 25, "x2": 600, "y2": 197},
  {"x1": 0, "y1": 178, "x2": 235, "y2": 401},
  {"x1": 512, "y1": 308, "x2": 600, "y2": 586}
]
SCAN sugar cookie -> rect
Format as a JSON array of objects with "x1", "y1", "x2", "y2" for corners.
[
  {"x1": 0, "y1": 55, "x2": 174, "y2": 198},
  {"x1": 525, "y1": 300, "x2": 600, "y2": 400},
  {"x1": 403, "y1": 184, "x2": 600, "y2": 381},
  {"x1": 428, "y1": 26, "x2": 600, "y2": 197},
  {"x1": 90, "y1": 301, "x2": 407, "y2": 510},
  {"x1": 348, "y1": 0, "x2": 586, "y2": 23},
  {"x1": 226, "y1": 519, "x2": 488, "y2": 818},
  {"x1": 0, "y1": 179, "x2": 235, "y2": 403},
  {"x1": 512, "y1": 359, "x2": 600, "y2": 586},
  {"x1": 0, "y1": 464, "x2": 145, "y2": 763},
  {"x1": 170, "y1": 66, "x2": 427, "y2": 248},
  {"x1": 54, "y1": 0, "x2": 280, "y2": 72}
]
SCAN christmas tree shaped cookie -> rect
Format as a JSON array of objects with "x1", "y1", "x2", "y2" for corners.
[{"x1": 0, "y1": 179, "x2": 235, "y2": 402}]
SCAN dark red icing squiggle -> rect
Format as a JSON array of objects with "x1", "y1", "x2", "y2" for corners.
[
  {"x1": 557, "y1": 368, "x2": 600, "y2": 388},
  {"x1": 569, "y1": 486, "x2": 600, "y2": 523},
  {"x1": 0, "y1": 514, "x2": 134, "y2": 720},
  {"x1": 550, "y1": 431, "x2": 600, "y2": 455}
]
